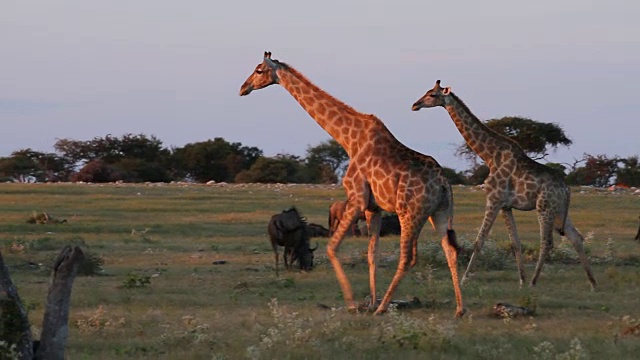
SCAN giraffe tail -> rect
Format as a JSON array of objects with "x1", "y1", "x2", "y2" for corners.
[
  {"x1": 554, "y1": 186, "x2": 571, "y2": 236},
  {"x1": 444, "y1": 184, "x2": 461, "y2": 254},
  {"x1": 446, "y1": 228, "x2": 460, "y2": 254}
]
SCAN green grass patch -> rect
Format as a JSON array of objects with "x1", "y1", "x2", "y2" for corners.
[{"x1": 1, "y1": 183, "x2": 639, "y2": 359}]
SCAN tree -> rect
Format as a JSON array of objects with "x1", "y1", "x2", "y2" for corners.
[
  {"x1": 172, "y1": 138, "x2": 262, "y2": 182},
  {"x1": 0, "y1": 149, "x2": 72, "y2": 182},
  {"x1": 440, "y1": 167, "x2": 467, "y2": 185},
  {"x1": 71, "y1": 159, "x2": 124, "y2": 183},
  {"x1": 565, "y1": 154, "x2": 619, "y2": 187},
  {"x1": 235, "y1": 154, "x2": 306, "y2": 183},
  {"x1": 305, "y1": 139, "x2": 349, "y2": 180},
  {"x1": 616, "y1": 156, "x2": 640, "y2": 187},
  {"x1": 456, "y1": 116, "x2": 573, "y2": 163}
]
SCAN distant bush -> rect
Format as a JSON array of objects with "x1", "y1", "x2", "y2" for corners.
[{"x1": 71, "y1": 159, "x2": 124, "y2": 183}]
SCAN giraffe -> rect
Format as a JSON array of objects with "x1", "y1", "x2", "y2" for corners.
[
  {"x1": 239, "y1": 52, "x2": 465, "y2": 316},
  {"x1": 411, "y1": 80, "x2": 597, "y2": 290}
]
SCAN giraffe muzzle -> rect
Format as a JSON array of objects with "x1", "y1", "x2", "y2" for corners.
[
  {"x1": 239, "y1": 84, "x2": 253, "y2": 96},
  {"x1": 411, "y1": 101, "x2": 423, "y2": 111}
]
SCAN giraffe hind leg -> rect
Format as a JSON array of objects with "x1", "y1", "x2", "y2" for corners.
[
  {"x1": 563, "y1": 216, "x2": 597, "y2": 291},
  {"x1": 365, "y1": 210, "x2": 382, "y2": 311},
  {"x1": 374, "y1": 229, "x2": 417, "y2": 315},
  {"x1": 530, "y1": 212, "x2": 554, "y2": 287}
]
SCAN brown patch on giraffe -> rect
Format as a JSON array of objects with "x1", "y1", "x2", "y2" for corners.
[{"x1": 315, "y1": 102, "x2": 327, "y2": 115}]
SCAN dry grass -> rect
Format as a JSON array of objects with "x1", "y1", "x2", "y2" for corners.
[{"x1": 1, "y1": 182, "x2": 639, "y2": 359}]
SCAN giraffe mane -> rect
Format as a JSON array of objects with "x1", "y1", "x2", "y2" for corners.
[
  {"x1": 448, "y1": 92, "x2": 527, "y2": 153},
  {"x1": 276, "y1": 61, "x2": 363, "y2": 118}
]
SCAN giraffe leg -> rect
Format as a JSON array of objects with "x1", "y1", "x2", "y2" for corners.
[
  {"x1": 326, "y1": 198, "x2": 366, "y2": 312},
  {"x1": 432, "y1": 210, "x2": 465, "y2": 317},
  {"x1": 374, "y1": 227, "x2": 419, "y2": 315},
  {"x1": 461, "y1": 203, "x2": 500, "y2": 285},
  {"x1": 501, "y1": 209, "x2": 526, "y2": 287},
  {"x1": 365, "y1": 210, "x2": 382, "y2": 311},
  {"x1": 530, "y1": 211, "x2": 554, "y2": 287},
  {"x1": 563, "y1": 216, "x2": 597, "y2": 291}
]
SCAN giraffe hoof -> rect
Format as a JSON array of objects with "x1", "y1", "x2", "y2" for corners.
[
  {"x1": 347, "y1": 306, "x2": 359, "y2": 314},
  {"x1": 373, "y1": 308, "x2": 387, "y2": 316},
  {"x1": 455, "y1": 308, "x2": 467, "y2": 318}
]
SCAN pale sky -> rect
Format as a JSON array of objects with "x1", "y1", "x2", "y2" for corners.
[{"x1": 2, "y1": 0, "x2": 639, "y2": 170}]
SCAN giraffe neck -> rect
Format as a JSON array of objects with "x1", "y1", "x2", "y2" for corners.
[
  {"x1": 275, "y1": 65, "x2": 365, "y2": 156},
  {"x1": 444, "y1": 92, "x2": 505, "y2": 164}
]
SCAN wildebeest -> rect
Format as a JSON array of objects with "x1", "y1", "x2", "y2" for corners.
[
  {"x1": 328, "y1": 200, "x2": 365, "y2": 237},
  {"x1": 306, "y1": 223, "x2": 330, "y2": 237},
  {"x1": 267, "y1": 207, "x2": 318, "y2": 275},
  {"x1": 379, "y1": 213, "x2": 401, "y2": 237}
]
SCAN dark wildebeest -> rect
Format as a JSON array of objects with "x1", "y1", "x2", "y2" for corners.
[
  {"x1": 306, "y1": 223, "x2": 330, "y2": 237},
  {"x1": 268, "y1": 207, "x2": 318, "y2": 275},
  {"x1": 355, "y1": 213, "x2": 401, "y2": 237},
  {"x1": 380, "y1": 213, "x2": 401, "y2": 237},
  {"x1": 328, "y1": 200, "x2": 365, "y2": 237}
]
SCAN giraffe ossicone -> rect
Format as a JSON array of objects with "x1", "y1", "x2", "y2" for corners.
[{"x1": 240, "y1": 52, "x2": 466, "y2": 316}]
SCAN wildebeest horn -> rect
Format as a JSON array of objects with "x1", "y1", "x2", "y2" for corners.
[{"x1": 309, "y1": 242, "x2": 319, "y2": 251}]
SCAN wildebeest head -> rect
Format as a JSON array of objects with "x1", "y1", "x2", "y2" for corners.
[{"x1": 297, "y1": 240, "x2": 319, "y2": 271}]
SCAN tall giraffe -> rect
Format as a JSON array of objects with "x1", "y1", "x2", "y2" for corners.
[
  {"x1": 411, "y1": 80, "x2": 597, "y2": 290},
  {"x1": 240, "y1": 52, "x2": 465, "y2": 316}
]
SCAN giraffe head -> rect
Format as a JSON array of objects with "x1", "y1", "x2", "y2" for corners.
[
  {"x1": 411, "y1": 80, "x2": 451, "y2": 111},
  {"x1": 239, "y1": 51, "x2": 281, "y2": 96}
]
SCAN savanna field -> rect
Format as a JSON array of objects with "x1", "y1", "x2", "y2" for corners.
[{"x1": 1, "y1": 182, "x2": 639, "y2": 359}]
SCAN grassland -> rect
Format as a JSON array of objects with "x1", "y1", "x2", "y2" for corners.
[{"x1": 1, "y1": 182, "x2": 639, "y2": 359}]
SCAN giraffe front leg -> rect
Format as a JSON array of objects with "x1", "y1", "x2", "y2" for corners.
[
  {"x1": 502, "y1": 209, "x2": 526, "y2": 287},
  {"x1": 327, "y1": 194, "x2": 368, "y2": 312},
  {"x1": 462, "y1": 203, "x2": 500, "y2": 285},
  {"x1": 530, "y1": 211, "x2": 554, "y2": 287},
  {"x1": 366, "y1": 210, "x2": 382, "y2": 311},
  {"x1": 563, "y1": 216, "x2": 597, "y2": 291}
]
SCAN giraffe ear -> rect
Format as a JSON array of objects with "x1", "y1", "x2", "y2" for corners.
[
  {"x1": 264, "y1": 51, "x2": 272, "y2": 59},
  {"x1": 443, "y1": 87, "x2": 451, "y2": 95}
]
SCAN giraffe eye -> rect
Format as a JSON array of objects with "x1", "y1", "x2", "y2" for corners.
[
  {"x1": 429, "y1": 94, "x2": 438, "y2": 98},
  {"x1": 255, "y1": 69, "x2": 263, "y2": 74}
]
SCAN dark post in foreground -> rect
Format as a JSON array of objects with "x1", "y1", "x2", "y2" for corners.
[
  {"x1": 38, "y1": 246, "x2": 85, "y2": 360},
  {"x1": 0, "y1": 246, "x2": 84, "y2": 360},
  {"x1": 0, "y1": 249, "x2": 34, "y2": 359}
]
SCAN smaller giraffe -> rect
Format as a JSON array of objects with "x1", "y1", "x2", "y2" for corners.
[{"x1": 411, "y1": 80, "x2": 597, "y2": 290}]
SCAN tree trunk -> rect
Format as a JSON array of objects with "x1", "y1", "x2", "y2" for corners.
[
  {"x1": 36, "y1": 246, "x2": 84, "y2": 360},
  {"x1": 0, "y1": 250, "x2": 34, "y2": 360}
]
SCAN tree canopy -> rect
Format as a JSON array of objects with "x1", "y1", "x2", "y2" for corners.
[{"x1": 456, "y1": 116, "x2": 573, "y2": 162}]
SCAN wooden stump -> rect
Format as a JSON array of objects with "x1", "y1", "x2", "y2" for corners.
[{"x1": 0, "y1": 245, "x2": 84, "y2": 360}]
